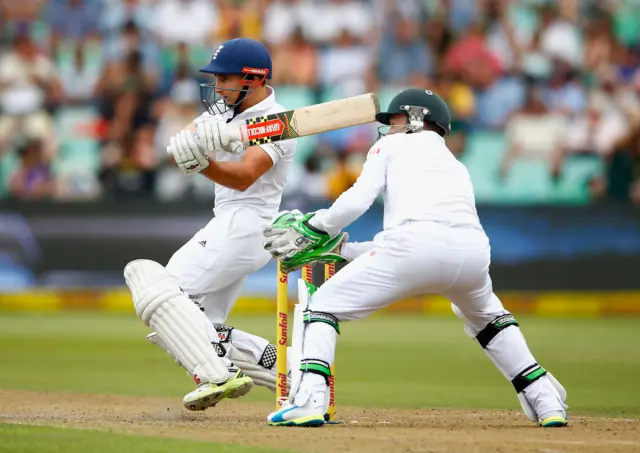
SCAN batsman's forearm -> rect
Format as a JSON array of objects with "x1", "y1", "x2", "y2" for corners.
[{"x1": 200, "y1": 161, "x2": 254, "y2": 191}]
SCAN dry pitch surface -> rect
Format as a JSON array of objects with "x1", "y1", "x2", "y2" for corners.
[{"x1": 1, "y1": 390, "x2": 638, "y2": 453}]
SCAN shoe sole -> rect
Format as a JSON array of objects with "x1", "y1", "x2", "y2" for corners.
[
  {"x1": 225, "y1": 377, "x2": 253, "y2": 400},
  {"x1": 268, "y1": 414, "x2": 326, "y2": 427},
  {"x1": 184, "y1": 378, "x2": 254, "y2": 411},
  {"x1": 539, "y1": 416, "x2": 568, "y2": 427}
]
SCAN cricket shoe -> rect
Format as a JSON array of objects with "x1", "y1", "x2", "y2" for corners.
[
  {"x1": 267, "y1": 389, "x2": 326, "y2": 427},
  {"x1": 538, "y1": 412, "x2": 568, "y2": 428},
  {"x1": 183, "y1": 369, "x2": 253, "y2": 411}
]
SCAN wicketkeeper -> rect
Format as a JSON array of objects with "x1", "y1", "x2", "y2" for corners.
[{"x1": 263, "y1": 88, "x2": 568, "y2": 428}]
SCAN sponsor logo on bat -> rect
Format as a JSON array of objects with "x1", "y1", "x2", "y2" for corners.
[{"x1": 246, "y1": 119, "x2": 284, "y2": 140}]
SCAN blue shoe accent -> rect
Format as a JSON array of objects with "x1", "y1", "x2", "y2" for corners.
[
  {"x1": 269, "y1": 405, "x2": 300, "y2": 424},
  {"x1": 268, "y1": 406, "x2": 325, "y2": 427}
]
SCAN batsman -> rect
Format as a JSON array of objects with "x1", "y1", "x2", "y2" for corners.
[
  {"x1": 124, "y1": 38, "x2": 298, "y2": 412},
  {"x1": 264, "y1": 88, "x2": 568, "y2": 428}
]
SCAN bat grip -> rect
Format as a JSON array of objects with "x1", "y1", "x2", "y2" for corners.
[{"x1": 225, "y1": 124, "x2": 245, "y2": 144}]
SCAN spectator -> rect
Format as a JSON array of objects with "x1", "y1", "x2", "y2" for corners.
[
  {"x1": 281, "y1": 154, "x2": 327, "y2": 212},
  {"x1": 325, "y1": 149, "x2": 361, "y2": 201},
  {"x1": 99, "y1": 126, "x2": 157, "y2": 199},
  {"x1": 501, "y1": 88, "x2": 567, "y2": 178},
  {"x1": 0, "y1": 0, "x2": 45, "y2": 35},
  {"x1": 537, "y1": 3, "x2": 582, "y2": 67},
  {"x1": 539, "y1": 60, "x2": 586, "y2": 117},
  {"x1": 149, "y1": 0, "x2": 219, "y2": 47},
  {"x1": 590, "y1": 119, "x2": 640, "y2": 204},
  {"x1": 0, "y1": 34, "x2": 61, "y2": 159},
  {"x1": 583, "y1": 14, "x2": 618, "y2": 75},
  {"x1": 47, "y1": 0, "x2": 101, "y2": 55},
  {"x1": 446, "y1": 0, "x2": 481, "y2": 34},
  {"x1": 59, "y1": 42, "x2": 101, "y2": 105},
  {"x1": 263, "y1": 0, "x2": 302, "y2": 46},
  {"x1": 0, "y1": 0, "x2": 638, "y2": 207},
  {"x1": 446, "y1": 22, "x2": 502, "y2": 79},
  {"x1": 433, "y1": 70, "x2": 476, "y2": 158},
  {"x1": 378, "y1": 17, "x2": 434, "y2": 86},
  {"x1": 590, "y1": 67, "x2": 639, "y2": 121},
  {"x1": 8, "y1": 139, "x2": 53, "y2": 200},
  {"x1": 317, "y1": 29, "x2": 373, "y2": 98},
  {"x1": 97, "y1": 50, "x2": 156, "y2": 142},
  {"x1": 270, "y1": 27, "x2": 318, "y2": 87},
  {"x1": 216, "y1": 0, "x2": 263, "y2": 42},
  {"x1": 104, "y1": 20, "x2": 159, "y2": 76},
  {"x1": 100, "y1": 0, "x2": 155, "y2": 39},
  {"x1": 562, "y1": 95, "x2": 628, "y2": 160},
  {"x1": 519, "y1": 27, "x2": 553, "y2": 83},
  {"x1": 299, "y1": 0, "x2": 373, "y2": 46},
  {"x1": 484, "y1": 0, "x2": 531, "y2": 72},
  {"x1": 424, "y1": 14, "x2": 454, "y2": 66},
  {"x1": 616, "y1": 45, "x2": 640, "y2": 85},
  {"x1": 467, "y1": 59, "x2": 525, "y2": 130}
]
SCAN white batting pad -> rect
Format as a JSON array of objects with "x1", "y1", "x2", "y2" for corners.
[{"x1": 124, "y1": 260, "x2": 228, "y2": 384}]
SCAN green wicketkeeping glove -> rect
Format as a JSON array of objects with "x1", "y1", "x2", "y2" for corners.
[
  {"x1": 278, "y1": 232, "x2": 349, "y2": 274},
  {"x1": 263, "y1": 212, "x2": 333, "y2": 260}
]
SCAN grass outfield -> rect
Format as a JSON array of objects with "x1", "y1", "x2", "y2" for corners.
[
  {"x1": 0, "y1": 312, "x2": 638, "y2": 416},
  {"x1": 1, "y1": 312, "x2": 639, "y2": 453},
  {"x1": 0, "y1": 424, "x2": 295, "y2": 453}
]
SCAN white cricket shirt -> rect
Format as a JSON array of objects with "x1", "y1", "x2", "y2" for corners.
[
  {"x1": 311, "y1": 131, "x2": 483, "y2": 236},
  {"x1": 197, "y1": 86, "x2": 296, "y2": 217}
]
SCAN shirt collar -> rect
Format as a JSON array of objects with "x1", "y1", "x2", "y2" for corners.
[{"x1": 232, "y1": 85, "x2": 277, "y2": 120}]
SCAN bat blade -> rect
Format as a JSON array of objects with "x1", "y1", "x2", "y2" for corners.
[{"x1": 233, "y1": 93, "x2": 380, "y2": 147}]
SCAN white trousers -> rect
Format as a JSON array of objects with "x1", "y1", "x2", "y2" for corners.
[
  {"x1": 166, "y1": 207, "x2": 272, "y2": 324},
  {"x1": 295, "y1": 221, "x2": 564, "y2": 419},
  {"x1": 311, "y1": 221, "x2": 505, "y2": 330},
  {"x1": 302, "y1": 221, "x2": 537, "y2": 384}
]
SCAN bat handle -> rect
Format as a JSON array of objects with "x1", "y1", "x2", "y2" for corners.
[{"x1": 225, "y1": 124, "x2": 246, "y2": 144}]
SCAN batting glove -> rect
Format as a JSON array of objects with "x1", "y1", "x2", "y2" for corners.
[
  {"x1": 167, "y1": 130, "x2": 210, "y2": 175},
  {"x1": 195, "y1": 117, "x2": 244, "y2": 155}
]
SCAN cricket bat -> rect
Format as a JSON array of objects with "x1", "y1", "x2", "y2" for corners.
[{"x1": 186, "y1": 93, "x2": 380, "y2": 148}]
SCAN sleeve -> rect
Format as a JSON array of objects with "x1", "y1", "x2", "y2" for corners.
[
  {"x1": 341, "y1": 241, "x2": 376, "y2": 261},
  {"x1": 258, "y1": 141, "x2": 295, "y2": 165},
  {"x1": 309, "y1": 141, "x2": 389, "y2": 237}
]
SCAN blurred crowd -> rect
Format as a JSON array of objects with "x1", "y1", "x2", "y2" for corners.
[{"x1": 1, "y1": 0, "x2": 640, "y2": 206}]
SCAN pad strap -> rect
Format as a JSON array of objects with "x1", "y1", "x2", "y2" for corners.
[
  {"x1": 512, "y1": 363, "x2": 547, "y2": 393},
  {"x1": 476, "y1": 314, "x2": 519, "y2": 348},
  {"x1": 303, "y1": 310, "x2": 340, "y2": 334},
  {"x1": 300, "y1": 358, "x2": 331, "y2": 385}
]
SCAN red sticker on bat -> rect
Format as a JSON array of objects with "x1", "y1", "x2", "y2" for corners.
[{"x1": 246, "y1": 118, "x2": 284, "y2": 140}]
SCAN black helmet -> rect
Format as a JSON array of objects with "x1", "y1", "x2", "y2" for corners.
[{"x1": 375, "y1": 88, "x2": 451, "y2": 136}]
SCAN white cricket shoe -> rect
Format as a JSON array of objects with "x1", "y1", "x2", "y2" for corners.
[
  {"x1": 183, "y1": 369, "x2": 253, "y2": 411},
  {"x1": 267, "y1": 388, "x2": 326, "y2": 427}
]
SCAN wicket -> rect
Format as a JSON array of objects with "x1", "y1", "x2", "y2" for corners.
[{"x1": 275, "y1": 262, "x2": 338, "y2": 422}]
